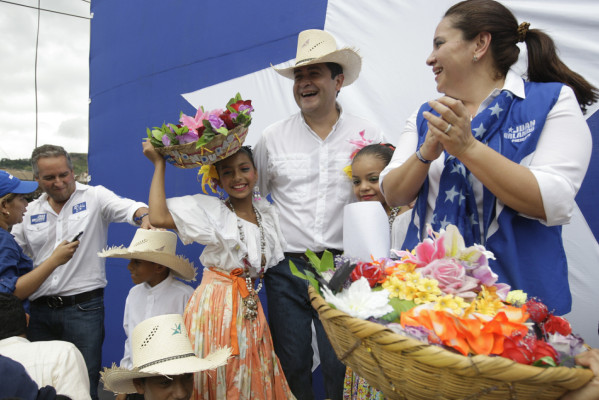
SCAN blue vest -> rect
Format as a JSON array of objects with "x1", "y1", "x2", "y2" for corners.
[{"x1": 406, "y1": 80, "x2": 570, "y2": 314}]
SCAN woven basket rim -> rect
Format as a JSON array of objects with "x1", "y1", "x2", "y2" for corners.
[
  {"x1": 309, "y1": 285, "x2": 593, "y2": 392},
  {"x1": 154, "y1": 124, "x2": 249, "y2": 168}
]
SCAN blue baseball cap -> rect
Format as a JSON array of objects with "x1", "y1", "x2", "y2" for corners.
[{"x1": 0, "y1": 170, "x2": 38, "y2": 198}]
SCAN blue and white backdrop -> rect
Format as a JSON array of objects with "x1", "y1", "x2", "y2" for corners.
[{"x1": 89, "y1": 0, "x2": 599, "y2": 371}]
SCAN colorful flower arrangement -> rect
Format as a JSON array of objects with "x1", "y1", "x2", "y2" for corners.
[
  {"x1": 292, "y1": 225, "x2": 586, "y2": 367},
  {"x1": 146, "y1": 93, "x2": 253, "y2": 149}
]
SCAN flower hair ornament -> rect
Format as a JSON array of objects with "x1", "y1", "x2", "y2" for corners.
[
  {"x1": 344, "y1": 130, "x2": 374, "y2": 179},
  {"x1": 198, "y1": 164, "x2": 219, "y2": 195}
]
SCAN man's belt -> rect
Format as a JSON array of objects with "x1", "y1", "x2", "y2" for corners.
[
  {"x1": 284, "y1": 249, "x2": 343, "y2": 263},
  {"x1": 31, "y1": 288, "x2": 104, "y2": 309}
]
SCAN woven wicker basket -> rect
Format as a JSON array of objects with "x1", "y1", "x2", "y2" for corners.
[
  {"x1": 309, "y1": 286, "x2": 592, "y2": 400},
  {"x1": 155, "y1": 125, "x2": 249, "y2": 168}
]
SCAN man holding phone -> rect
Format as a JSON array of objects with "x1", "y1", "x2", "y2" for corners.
[{"x1": 12, "y1": 144, "x2": 150, "y2": 400}]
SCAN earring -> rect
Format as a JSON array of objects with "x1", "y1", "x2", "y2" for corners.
[
  {"x1": 218, "y1": 188, "x2": 226, "y2": 201},
  {"x1": 253, "y1": 186, "x2": 261, "y2": 201},
  {"x1": 2, "y1": 211, "x2": 9, "y2": 216},
  {"x1": 473, "y1": 54, "x2": 478, "y2": 62}
]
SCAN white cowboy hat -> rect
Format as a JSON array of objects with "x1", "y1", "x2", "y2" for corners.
[
  {"x1": 98, "y1": 229, "x2": 196, "y2": 281},
  {"x1": 101, "y1": 314, "x2": 231, "y2": 394},
  {"x1": 273, "y1": 29, "x2": 362, "y2": 86}
]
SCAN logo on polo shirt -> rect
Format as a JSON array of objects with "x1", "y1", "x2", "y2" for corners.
[
  {"x1": 72, "y1": 202, "x2": 87, "y2": 214},
  {"x1": 31, "y1": 214, "x2": 47, "y2": 224}
]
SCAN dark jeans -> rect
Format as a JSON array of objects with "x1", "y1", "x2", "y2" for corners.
[
  {"x1": 27, "y1": 295, "x2": 105, "y2": 400},
  {"x1": 265, "y1": 256, "x2": 345, "y2": 400}
]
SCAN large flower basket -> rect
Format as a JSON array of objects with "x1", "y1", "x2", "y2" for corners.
[
  {"x1": 155, "y1": 125, "x2": 249, "y2": 169},
  {"x1": 309, "y1": 286, "x2": 592, "y2": 400}
]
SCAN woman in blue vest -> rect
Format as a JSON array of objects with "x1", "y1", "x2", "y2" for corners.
[{"x1": 380, "y1": 0, "x2": 598, "y2": 315}]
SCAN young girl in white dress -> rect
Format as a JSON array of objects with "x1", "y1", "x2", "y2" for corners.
[{"x1": 142, "y1": 141, "x2": 294, "y2": 400}]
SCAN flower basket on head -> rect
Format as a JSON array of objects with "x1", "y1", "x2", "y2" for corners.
[
  {"x1": 147, "y1": 93, "x2": 252, "y2": 168},
  {"x1": 310, "y1": 286, "x2": 592, "y2": 400}
]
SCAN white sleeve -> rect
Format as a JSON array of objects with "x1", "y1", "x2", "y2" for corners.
[
  {"x1": 527, "y1": 86, "x2": 592, "y2": 226},
  {"x1": 254, "y1": 131, "x2": 270, "y2": 197},
  {"x1": 120, "y1": 295, "x2": 133, "y2": 369},
  {"x1": 96, "y1": 185, "x2": 147, "y2": 225},
  {"x1": 379, "y1": 108, "x2": 420, "y2": 195},
  {"x1": 54, "y1": 344, "x2": 92, "y2": 400}
]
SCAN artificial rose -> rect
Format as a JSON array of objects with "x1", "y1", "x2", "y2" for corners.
[
  {"x1": 350, "y1": 262, "x2": 383, "y2": 288},
  {"x1": 230, "y1": 99, "x2": 253, "y2": 113},
  {"x1": 418, "y1": 258, "x2": 478, "y2": 298},
  {"x1": 219, "y1": 111, "x2": 236, "y2": 129},
  {"x1": 208, "y1": 114, "x2": 225, "y2": 130},
  {"x1": 525, "y1": 298, "x2": 548, "y2": 323},
  {"x1": 500, "y1": 333, "x2": 534, "y2": 364},
  {"x1": 547, "y1": 333, "x2": 586, "y2": 358},
  {"x1": 161, "y1": 135, "x2": 171, "y2": 146},
  {"x1": 532, "y1": 340, "x2": 559, "y2": 364},
  {"x1": 542, "y1": 314, "x2": 572, "y2": 336},
  {"x1": 177, "y1": 130, "x2": 199, "y2": 145}
]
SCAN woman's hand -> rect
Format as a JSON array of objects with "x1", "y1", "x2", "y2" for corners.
[
  {"x1": 142, "y1": 139, "x2": 165, "y2": 165},
  {"x1": 419, "y1": 128, "x2": 444, "y2": 161},
  {"x1": 562, "y1": 349, "x2": 599, "y2": 400},
  {"x1": 424, "y1": 96, "x2": 476, "y2": 159}
]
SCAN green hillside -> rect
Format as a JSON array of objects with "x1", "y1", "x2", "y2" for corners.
[{"x1": 0, "y1": 153, "x2": 88, "y2": 175}]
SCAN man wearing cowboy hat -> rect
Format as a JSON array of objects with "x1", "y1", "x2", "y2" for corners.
[
  {"x1": 254, "y1": 29, "x2": 384, "y2": 399},
  {"x1": 98, "y1": 229, "x2": 196, "y2": 400},
  {"x1": 101, "y1": 314, "x2": 230, "y2": 400}
]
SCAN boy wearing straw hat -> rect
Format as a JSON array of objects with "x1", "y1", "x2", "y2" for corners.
[
  {"x1": 99, "y1": 229, "x2": 196, "y2": 399},
  {"x1": 101, "y1": 313, "x2": 230, "y2": 400},
  {"x1": 254, "y1": 29, "x2": 385, "y2": 399}
]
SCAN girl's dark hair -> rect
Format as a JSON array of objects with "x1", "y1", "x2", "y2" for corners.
[
  {"x1": 445, "y1": 0, "x2": 598, "y2": 113},
  {"x1": 352, "y1": 143, "x2": 396, "y2": 166}
]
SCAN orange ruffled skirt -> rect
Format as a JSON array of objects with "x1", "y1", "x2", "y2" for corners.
[{"x1": 183, "y1": 268, "x2": 295, "y2": 400}]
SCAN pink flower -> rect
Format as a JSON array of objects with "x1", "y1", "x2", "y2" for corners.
[
  {"x1": 348, "y1": 130, "x2": 373, "y2": 159},
  {"x1": 418, "y1": 258, "x2": 478, "y2": 298}
]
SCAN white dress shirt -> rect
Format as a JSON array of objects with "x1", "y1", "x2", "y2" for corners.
[
  {"x1": 120, "y1": 272, "x2": 194, "y2": 369},
  {"x1": 12, "y1": 183, "x2": 147, "y2": 299},
  {"x1": 255, "y1": 107, "x2": 384, "y2": 252},
  {"x1": 381, "y1": 70, "x2": 592, "y2": 233},
  {"x1": 0, "y1": 336, "x2": 90, "y2": 399}
]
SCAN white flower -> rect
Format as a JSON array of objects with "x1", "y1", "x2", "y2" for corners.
[{"x1": 322, "y1": 277, "x2": 393, "y2": 319}]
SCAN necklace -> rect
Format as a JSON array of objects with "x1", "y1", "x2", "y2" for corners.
[
  {"x1": 226, "y1": 199, "x2": 265, "y2": 321},
  {"x1": 388, "y1": 206, "x2": 401, "y2": 229}
]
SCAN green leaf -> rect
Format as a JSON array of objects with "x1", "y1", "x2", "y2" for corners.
[
  {"x1": 289, "y1": 260, "x2": 308, "y2": 280},
  {"x1": 151, "y1": 129, "x2": 164, "y2": 141},
  {"x1": 304, "y1": 270, "x2": 320, "y2": 293},
  {"x1": 304, "y1": 250, "x2": 321, "y2": 273},
  {"x1": 532, "y1": 356, "x2": 557, "y2": 368},
  {"x1": 215, "y1": 126, "x2": 228, "y2": 135},
  {"x1": 319, "y1": 251, "x2": 335, "y2": 272},
  {"x1": 390, "y1": 298, "x2": 417, "y2": 314}
]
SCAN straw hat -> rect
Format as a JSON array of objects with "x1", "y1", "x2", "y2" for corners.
[
  {"x1": 273, "y1": 29, "x2": 362, "y2": 86},
  {"x1": 98, "y1": 229, "x2": 196, "y2": 281},
  {"x1": 101, "y1": 314, "x2": 231, "y2": 394}
]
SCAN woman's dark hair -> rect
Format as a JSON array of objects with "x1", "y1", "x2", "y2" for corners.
[
  {"x1": 352, "y1": 143, "x2": 396, "y2": 166},
  {"x1": 445, "y1": 0, "x2": 598, "y2": 113}
]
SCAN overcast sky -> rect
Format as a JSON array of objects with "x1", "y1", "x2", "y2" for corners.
[{"x1": 0, "y1": 0, "x2": 90, "y2": 160}]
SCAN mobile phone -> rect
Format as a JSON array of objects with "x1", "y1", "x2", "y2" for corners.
[{"x1": 71, "y1": 231, "x2": 84, "y2": 242}]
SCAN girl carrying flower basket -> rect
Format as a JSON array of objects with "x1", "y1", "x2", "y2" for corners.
[{"x1": 142, "y1": 96, "x2": 294, "y2": 399}]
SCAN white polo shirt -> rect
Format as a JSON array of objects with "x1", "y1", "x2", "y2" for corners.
[
  {"x1": 12, "y1": 183, "x2": 147, "y2": 299},
  {"x1": 255, "y1": 107, "x2": 384, "y2": 252}
]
